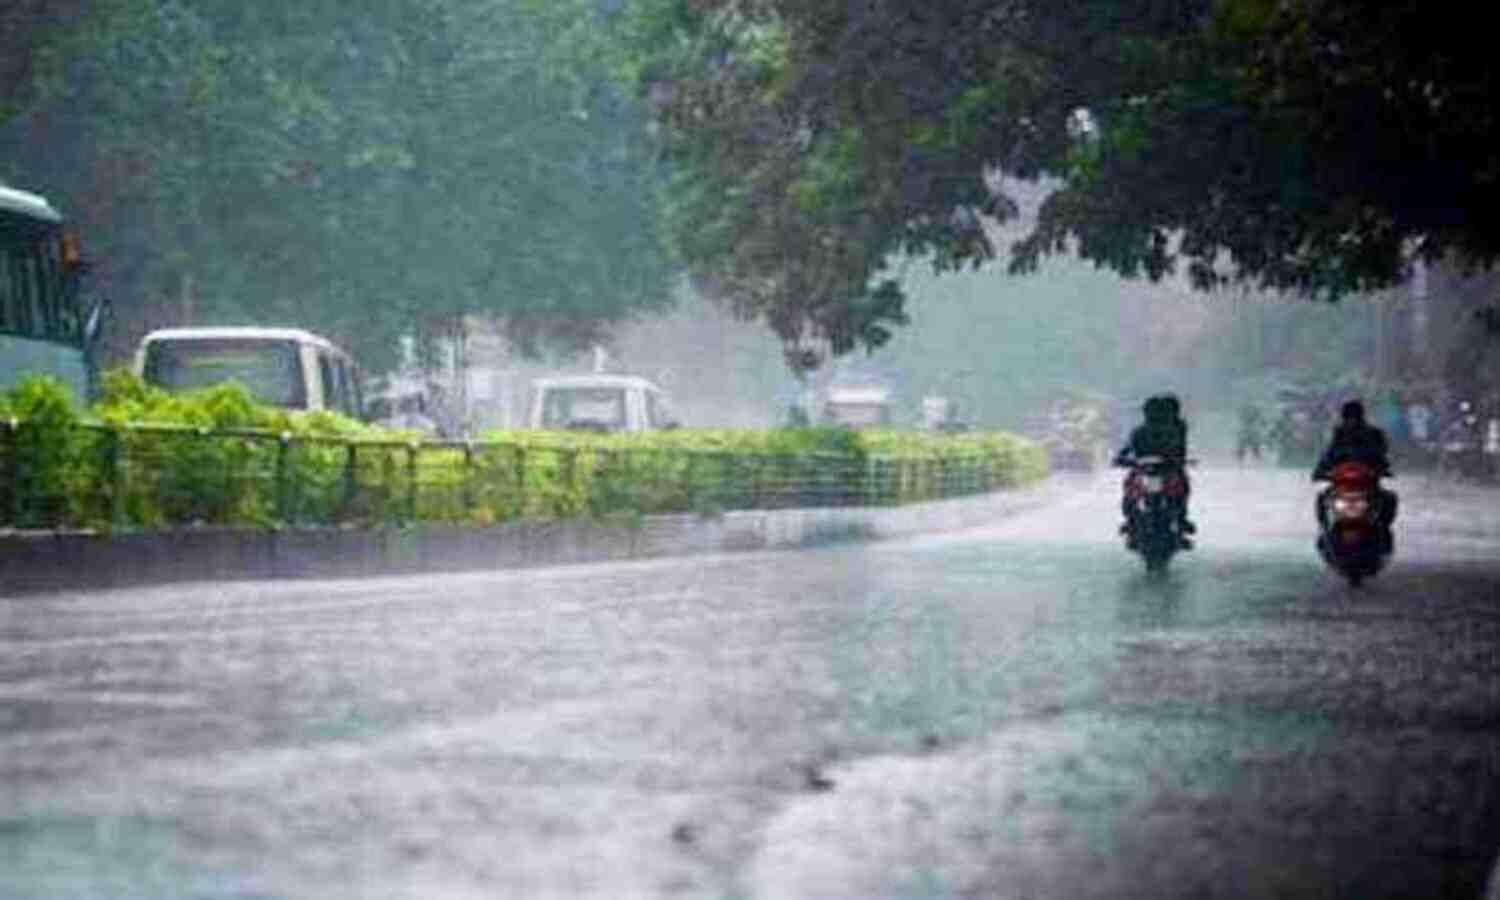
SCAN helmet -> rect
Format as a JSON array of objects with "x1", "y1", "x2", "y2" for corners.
[{"x1": 1340, "y1": 400, "x2": 1365, "y2": 421}]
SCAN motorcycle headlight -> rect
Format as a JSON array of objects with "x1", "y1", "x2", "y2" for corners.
[{"x1": 1331, "y1": 494, "x2": 1370, "y2": 520}]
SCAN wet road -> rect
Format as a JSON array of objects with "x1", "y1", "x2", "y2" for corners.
[{"x1": 2, "y1": 465, "x2": 1499, "y2": 898}]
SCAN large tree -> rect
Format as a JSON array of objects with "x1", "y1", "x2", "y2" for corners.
[
  {"x1": 0, "y1": 1, "x2": 91, "y2": 123},
  {"x1": 627, "y1": 0, "x2": 1500, "y2": 370},
  {"x1": 2, "y1": 0, "x2": 673, "y2": 370}
]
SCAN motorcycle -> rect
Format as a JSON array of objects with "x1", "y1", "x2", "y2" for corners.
[
  {"x1": 1437, "y1": 403, "x2": 1486, "y2": 480},
  {"x1": 1118, "y1": 455, "x2": 1194, "y2": 572},
  {"x1": 1315, "y1": 461, "x2": 1392, "y2": 586}
]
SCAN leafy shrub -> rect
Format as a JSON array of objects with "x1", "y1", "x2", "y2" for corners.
[
  {"x1": 0, "y1": 376, "x2": 93, "y2": 527},
  {"x1": 1, "y1": 372, "x2": 1049, "y2": 531}
]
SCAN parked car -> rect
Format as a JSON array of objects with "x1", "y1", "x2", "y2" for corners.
[
  {"x1": 822, "y1": 385, "x2": 893, "y2": 429},
  {"x1": 527, "y1": 374, "x2": 679, "y2": 433},
  {"x1": 134, "y1": 326, "x2": 364, "y2": 418}
]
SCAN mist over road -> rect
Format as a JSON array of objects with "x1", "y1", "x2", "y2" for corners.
[{"x1": 3, "y1": 465, "x2": 1498, "y2": 898}]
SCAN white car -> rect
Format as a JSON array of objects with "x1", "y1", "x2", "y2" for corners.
[
  {"x1": 822, "y1": 385, "x2": 893, "y2": 429},
  {"x1": 527, "y1": 374, "x2": 679, "y2": 433},
  {"x1": 134, "y1": 326, "x2": 364, "y2": 418}
]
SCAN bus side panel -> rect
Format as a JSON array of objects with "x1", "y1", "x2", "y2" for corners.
[{"x1": 0, "y1": 333, "x2": 88, "y2": 401}]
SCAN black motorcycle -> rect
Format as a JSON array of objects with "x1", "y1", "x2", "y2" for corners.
[{"x1": 1119, "y1": 455, "x2": 1194, "y2": 572}]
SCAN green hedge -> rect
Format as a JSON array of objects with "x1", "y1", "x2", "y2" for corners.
[{"x1": 0, "y1": 374, "x2": 1049, "y2": 531}]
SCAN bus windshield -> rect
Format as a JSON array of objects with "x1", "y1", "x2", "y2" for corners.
[{"x1": 142, "y1": 338, "x2": 306, "y2": 408}]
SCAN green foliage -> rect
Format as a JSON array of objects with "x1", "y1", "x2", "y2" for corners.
[
  {"x1": 4, "y1": 0, "x2": 674, "y2": 368},
  {"x1": 0, "y1": 375, "x2": 79, "y2": 425},
  {"x1": 856, "y1": 430, "x2": 1050, "y2": 503},
  {"x1": 0, "y1": 373, "x2": 379, "y2": 530},
  {"x1": 13, "y1": 0, "x2": 1482, "y2": 377},
  {"x1": 1, "y1": 374, "x2": 1048, "y2": 531},
  {"x1": 625, "y1": 0, "x2": 1500, "y2": 365},
  {"x1": 0, "y1": 376, "x2": 90, "y2": 527},
  {"x1": 93, "y1": 370, "x2": 375, "y2": 437},
  {"x1": 0, "y1": 0, "x2": 91, "y2": 124}
]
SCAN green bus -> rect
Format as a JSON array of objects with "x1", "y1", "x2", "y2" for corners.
[{"x1": 0, "y1": 183, "x2": 103, "y2": 400}]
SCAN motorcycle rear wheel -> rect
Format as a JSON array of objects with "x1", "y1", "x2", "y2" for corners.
[{"x1": 1140, "y1": 531, "x2": 1176, "y2": 573}]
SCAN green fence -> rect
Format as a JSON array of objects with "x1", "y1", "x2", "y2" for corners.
[{"x1": 0, "y1": 420, "x2": 1040, "y2": 532}]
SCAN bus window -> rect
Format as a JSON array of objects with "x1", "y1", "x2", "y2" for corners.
[
  {"x1": 0, "y1": 249, "x2": 14, "y2": 333},
  {"x1": 1, "y1": 246, "x2": 37, "y2": 337},
  {"x1": 36, "y1": 240, "x2": 61, "y2": 338},
  {"x1": 24, "y1": 252, "x2": 46, "y2": 336},
  {"x1": 2, "y1": 241, "x2": 65, "y2": 341}
]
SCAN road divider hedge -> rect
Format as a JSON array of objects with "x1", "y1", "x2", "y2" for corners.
[{"x1": 0, "y1": 374, "x2": 1048, "y2": 532}]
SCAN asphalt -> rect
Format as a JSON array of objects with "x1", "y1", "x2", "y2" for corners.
[{"x1": 1, "y1": 463, "x2": 1497, "y2": 898}]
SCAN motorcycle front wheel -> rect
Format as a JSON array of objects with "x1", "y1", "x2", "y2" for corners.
[{"x1": 1137, "y1": 509, "x2": 1177, "y2": 572}]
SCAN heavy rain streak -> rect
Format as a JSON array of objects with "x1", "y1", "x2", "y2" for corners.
[{"x1": 2, "y1": 2, "x2": 1500, "y2": 899}]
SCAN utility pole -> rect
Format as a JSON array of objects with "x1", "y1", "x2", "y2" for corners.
[
  {"x1": 1410, "y1": 259, "x2": 1429, "y2": 367},
  {"x1": 1373, "y1": 294, "x2": 1388, "y2": 382},
  {"x1": 452, "y1": 311, "x2": 469, "y2": 437}
]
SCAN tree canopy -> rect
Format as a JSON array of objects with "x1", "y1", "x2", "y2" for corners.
[
  {"x1": 0, "y1": 1, "x2": 90, "y2": 122},
  {"x1": 2, "y1": 0, "x2": 673, "y2": 369},
  {"x1": 627, "y1": 0, "x2": 1500, "y2": 370},
  {"x1": 7, "y1": 1, "x2": 1494, "y2": 374}
]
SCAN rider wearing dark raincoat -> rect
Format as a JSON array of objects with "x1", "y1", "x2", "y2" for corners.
[
  {"x1": 1312, "y1": 400, "x2": 1398, "y2": 552},
  {"x1": 1114, "y1": 394, "x2": 1195, "y2": 546}
]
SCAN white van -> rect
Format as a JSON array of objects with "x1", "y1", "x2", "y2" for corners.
[
  {"x1": 822, "y1": 385, "x2": 893, "y2": 429},
  {"x1": 527, "y1": 374, "x2": 679, "y2": 432},
  {"x1": 134, "y1": 327, "x2": 364, "y2": 418}
]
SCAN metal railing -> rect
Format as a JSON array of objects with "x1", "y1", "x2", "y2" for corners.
[{"x1": 0, "y1": 419, "x2": 1031, "y2": 531}]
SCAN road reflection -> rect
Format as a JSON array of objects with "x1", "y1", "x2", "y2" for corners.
[{"x1": 1114, "y1": 570, "x2": 1188, "y2": 628}]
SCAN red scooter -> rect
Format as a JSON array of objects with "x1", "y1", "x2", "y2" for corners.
[
  {"x1": 1119, "y1": 455, "x2": 1194, "y2": 573},
  {"x1": 1315, "y1": 461, "x2": 1393, "y2": 586}
]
